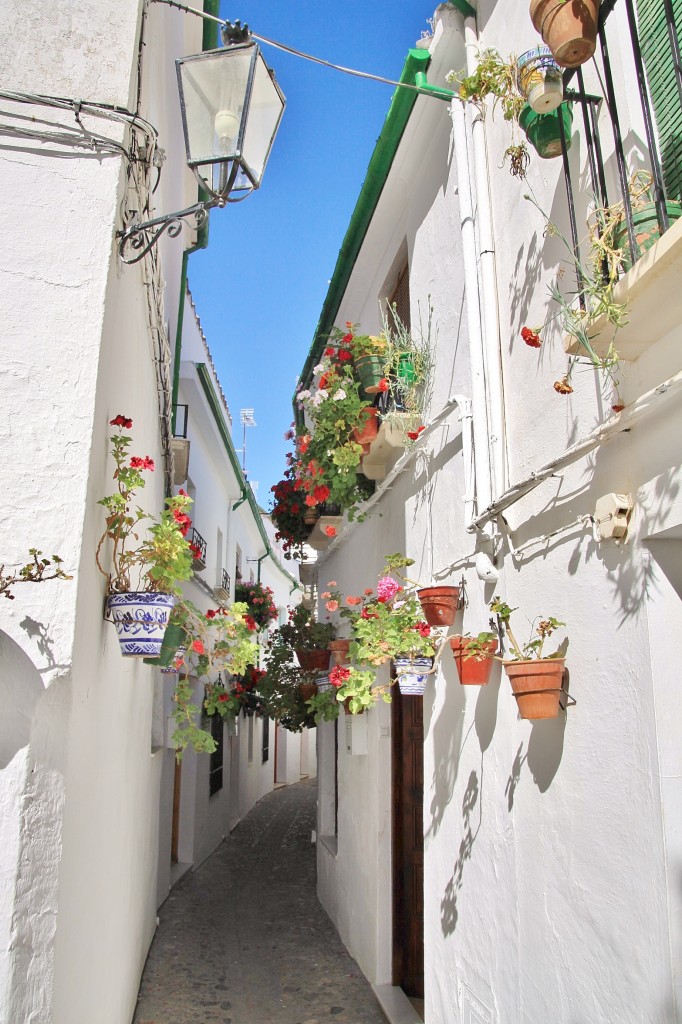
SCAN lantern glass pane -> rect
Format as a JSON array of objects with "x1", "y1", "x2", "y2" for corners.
[
  {"x1": 240, "y1": 51, "x2": 286, "y2": 185},
  {"x1": 177, "y1": 46, "x2": 253, "y2": 165}
]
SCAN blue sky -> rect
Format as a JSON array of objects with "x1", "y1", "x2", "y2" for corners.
[{"x1": 187, "y1": 1, "x2": 438, "y2": 505}]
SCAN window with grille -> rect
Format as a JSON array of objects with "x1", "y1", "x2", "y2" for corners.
[
  {"x1": 262, "y1": 715, "x2": 270, "y2": 763},
  {"x1": 387, "y1": 262, "x2": 411, "y2": 331},
  {"x1": 208, "y1": 714, "x2": 223, "y2": 796}
]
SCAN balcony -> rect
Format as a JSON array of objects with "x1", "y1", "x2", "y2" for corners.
[
  {"x1": 172, "y1": 404, "x2": 190, "y2": 485},
  {"x1": 554, "y1": 0, "x2": 682, "y2": 362},
  {"x1": 214, "y1": 568, "x2": 231, "y2": 604},
  {"x1": 190, "y1": 527, "x2": 207, "y2": 571}
]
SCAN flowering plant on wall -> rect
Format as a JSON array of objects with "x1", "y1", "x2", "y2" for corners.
[
  {"x1": 204, "y1": 664, "x2": 266, "y2": 721},
  {"x1": 96, "y1": 416, "x2": 194, "y2": 596},
  {"x1": 270, "y1": 461, "x2": 312, "y2": 559},
  {"x1": 259, "y1": 629, "x2": 319, "y2": 732},
  {"x1": 234, "y1": 580, "x2": 278, "y2": 630},
  {"x1": 169, "y1": 601, "x2": 259, "y2": 756},
  {"x1": 1, "y1": 549, "x2": 72, "y2": 600}
]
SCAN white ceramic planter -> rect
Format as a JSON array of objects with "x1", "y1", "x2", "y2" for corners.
[
  {"x1": 518, "y1": 46, "x2": 563, "y2": 113},
  {"x1": 394, "y1": 656, "x2": 433, "y2": 696},
  {"x1": 106, "y1": 592, "x2": 175, "y2": 658}
]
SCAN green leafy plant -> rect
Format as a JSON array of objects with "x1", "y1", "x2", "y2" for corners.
[
  {"x1": 1, "y1": 549, "x2": 71, "y2": 600},
  {"x1": 96, "y1": 415, "x2": 194, "y2": 595},
  {"x1": 259, "y1": 630, "x2": 318, "y2": 732},
  {"x1": 234, "y1": 580, "x2": 278, "y2": 630},
  {"x1": 279, "y1": 603, "x2": 335, "y2": 652},
  {"x1": 457, "y1": 631, "x2": 499, "y2": 660},
  {"x1": 489, "y1": 596, "x2": 567, "y2": 661},
  {"x1": 306, "y1": 686, "x2": 341, "y2": 723}
]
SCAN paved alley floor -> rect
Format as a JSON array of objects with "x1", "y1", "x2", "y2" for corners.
[{"x1": 133, "y1": 779, "x2": 388, "y2": 1024}]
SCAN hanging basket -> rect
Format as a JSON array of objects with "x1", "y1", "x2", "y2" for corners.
[
  {"x1": 417, "y1": 586, "x2": 460, "y2": 627},
  {"x1": 449, "y1": 637, "x2": 498, "y2": 686},
  {"x1": 329, "y1": 638, "x2": 351, "y2": 666},
  {"x1": 519, "y1": 102, "x2": 572, "y2": 158},
  {"x1": 503, "y1": 658, "x2": 566, "y2": 719},
  {"x1": 530, "y1": 0, "x2": 600, "y2": 69},
  {"x1": 517, "y1": 46, "x2": 564, "y2": 113},
  {"x1": 614, "y1": 201, "x2": 682, "y2": 271},
  {"x1": 106, "y1": 592, "x2": 175, "y2": 658},
  {"x1": 296, "y1": 648, "x2": 331, "y2": 672},
  {"x1": 354, "y1": 354, "x2": 384, "y2": 395},
  {"x1": 394, "y1": 656, "x2": 433, "y2": 696}
]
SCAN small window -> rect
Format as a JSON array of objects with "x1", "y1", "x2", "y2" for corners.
[{"x1": 387, "y1": 261, "x2": 411, "y2": 332}]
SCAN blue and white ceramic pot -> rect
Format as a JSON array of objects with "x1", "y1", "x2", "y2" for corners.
[
  {"x1": 106, "y1": 592, "x2": 175, "y2": 658},
  {"x1": 394, "y1": 656, "x2": 433, "y2": 696}
]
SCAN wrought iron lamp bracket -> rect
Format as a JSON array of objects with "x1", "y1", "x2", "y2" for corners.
[{"x1": 117, "y1": 200, "x2": 217, "y2": 264}]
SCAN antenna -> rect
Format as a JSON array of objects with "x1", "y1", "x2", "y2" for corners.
[{"x1": 239, "y1": 408, "x2": 256, "y2": 472}]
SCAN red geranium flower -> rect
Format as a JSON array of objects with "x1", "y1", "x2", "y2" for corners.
[
  {"x1": 343, "y1": 332, "x2": 353, "y2": 343},
  {"x1": 324, "y1": 347, "x2": 335, "y2": 357},
  {"x1": 377, "y1": 378, "x2": 389, "y2": 392},
  {"x1": 110, "y1": 414, "x2": 133, "y2": 429},
  {"x1": 205, "y1": 609, "x2": 217, "y2": 619},
  {"x1": 612, "y1": 403, "x2": 625, "y2": 413},
  {"x1": 245, "y1": 615, "x2": 258, "y2": 631},
  {"x1": 407, "y1": 425, "x2": 426, "y2": 441},
  {"x1": 324, "y1": 525, "x2": 337, "y2": 538},
  {"x1": 329, "y1": 665, "x2": 351, "y2": 688},
  {"x1": 191, "y1": 640, "x2": 204, "y2": 654},
  {"x1": 337, "y1": 349, "x2": 352, "y2": 362},
  {"x1": 521, "y1": 326, "x2": 542, "y2": 348}
]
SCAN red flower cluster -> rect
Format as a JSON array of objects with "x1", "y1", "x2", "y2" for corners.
[
  {"x1": 130, "y1": 456, "x2": 155, "y2": 471},
  {"x1": 324, "y1": 525, "x2": 337, "y2": 538},
  {"x1": 377, "y1": 378, "x2": 389, "y2": 392},
  {"x1": 412, "y1": 621, "x2": 431, "y2": 639},
  {"x1": 110, "y1": 414, "x2": 133, "y2": 429},
  {"x1": 407, "y1": 425, "x2": 425, "y2": 441},
  {"x1": 360, "y1": 607, "x2": 379, "y2": 620},
  {"x1": 172, "y1": 506, "x2": 192, "y2": 537},
  {"x1": 189, "y1": 543, "x2": 203, "y2": 560},
  {"x1": 244, "y1": 615, "x2": 258, "y2": 632},
  {"x1": 521, "y1": 326, "x2": 542, "y2": 348},
  {"x1": 329, "y1": 665, "x2": 351, "y2": 688}
]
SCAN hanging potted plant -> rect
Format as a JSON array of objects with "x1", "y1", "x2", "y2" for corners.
[
  {"x1": 519, "y1": 102, "x2": 573, "y2": 158},
  {"x1": 383, "y1": 553, "x2": 460, "y2": 627},
  {"x1": 96, "y1": 416, "x2": 195, "y2": 657},
  {"x1": 278, "y1": 603, "x2": 335, "y2": 672},
  {"x1": 339, "y1": 323, "x2": 389, "y2": 396},
  {"x1": 234, "y1": 579, "x2": 279, "y2": 631},
  {"x1": 517, "y1": 46, "x2": 564, "y2": 112},
  {"x1": 259, "y1": 630, "x2": 320, "y2": 732},
  {"x1": 490, "y1": 597, "x2": 568, "y2": 719},
  {"x1": 449, "y1": 632, "x2": 499, "y2": 686},
  {"x1": 530, "y1": 0, "x2": 600, "y2": 69}
]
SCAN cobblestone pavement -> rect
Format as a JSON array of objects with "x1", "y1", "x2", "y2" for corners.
[{"x1": 133, "y1": 780, "x2": 388, "y2": 1024}]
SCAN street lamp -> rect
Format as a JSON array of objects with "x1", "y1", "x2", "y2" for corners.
[{"x1": 118, "y1": 24, "x2": 285, "y2": 264}]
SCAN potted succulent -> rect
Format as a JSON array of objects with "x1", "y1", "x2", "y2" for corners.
[
  {"x1": 96, "y1": 416, "x2": 195, "y2": 657},
  {"x1": 490, "y1": 596, "x2": 568, "y2": 719},
  {"x1": 234, "y1": 579, "x2": 278, "y2": 631},
  {"x1": 449, "y1": 631, "x2": 499, "y2": 686},
  {"x1": 1, "y1": 548, "x2": 71, "y2": 600}
]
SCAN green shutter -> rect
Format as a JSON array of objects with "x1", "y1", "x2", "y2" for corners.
[{"x1": 637, "y1": 0, "x2": 682, "y2": 200}]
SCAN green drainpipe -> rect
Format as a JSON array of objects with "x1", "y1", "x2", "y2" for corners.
[
  {"x1": 171, "y1": 0, "x2": 220, "y2": 435},
  {"x1": 448, "y1": 0, "x2": 476, "y2": 17},
  {"x1": 415, "y1": 71, "x2": 455, "y2": 102}
]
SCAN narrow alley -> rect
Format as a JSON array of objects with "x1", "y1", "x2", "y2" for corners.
[{"x1": 133, "y1": 780, "x2": 388, "y2": 1024}]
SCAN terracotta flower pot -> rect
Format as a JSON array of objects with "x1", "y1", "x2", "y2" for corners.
[
  {"x1": 303, "y1": 507, "x2": 319, "y2": 526},
  {"x1": 352, "y1": 406, "x2": 379, "y2": 446},
  {"x1": 530, "y1": 0, "x2": 600, "y2": 68},
  {"x1": 503, "y1": 658, "x2": 566, "y2": 719},
  {"x1": 296, "y1": 648, "x2": 331, "y2": 672},
  {"x1": 329, "y1": 638, "x2": 351, "y2": 666},
  {"x1": 417, "y1": 586, "x2": 460, "y2": 627},
  {"x1": 449, "y1": 636, "x2": 498, "y2": 686},
  {"x1": 299, "y1": 681, "x2": 319, "y2": 702}
]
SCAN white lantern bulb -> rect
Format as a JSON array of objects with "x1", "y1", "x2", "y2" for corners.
[{"x1": 214, "y1": 109, "x2": 239, "y2": 146}]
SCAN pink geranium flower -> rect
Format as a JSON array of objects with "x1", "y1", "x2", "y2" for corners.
[{"x1": 376, "y1": 576, "x2": 402, "y2": 603}]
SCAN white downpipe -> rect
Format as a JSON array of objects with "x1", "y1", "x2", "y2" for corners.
[
  {"x1": 464, "y1": 17, "x2": 506, "y2": 501},
  {"x1": 450, "y1": 96, "x2": 492, "y2": 522}
]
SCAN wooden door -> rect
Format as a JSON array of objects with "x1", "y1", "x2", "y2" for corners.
[
  {"x1": 171, "y1": 759, "x2": 181, "y2": 864},
  {"x1": 392, "y1": 689, "x2": 424, "y2": 998}
]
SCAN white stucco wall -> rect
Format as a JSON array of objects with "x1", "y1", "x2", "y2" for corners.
[{"x1": 314, "y1": 5, "x2": 682, "y2": 1023}]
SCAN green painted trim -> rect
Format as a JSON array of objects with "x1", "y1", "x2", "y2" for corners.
[
  {"x1": 294, "y1": 48, "x2": 431, "y2": 405},
  {"x1": 449, "y1": 0, "x2": 476, "y2": 18},
  {"x1": 171, "y1": 0, "x2": 221, "y2": 431},
  {"x1": 194, "y1": 363, "x2": 299, "y2": 590},
  {"x1": 415, "y1": 71, "x2": 455, "y2": 101}
]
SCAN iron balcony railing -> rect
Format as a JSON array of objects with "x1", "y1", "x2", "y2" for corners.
[
  {"x1": 219, "y1": 568, "x2": 230, "y2": 594},
  {"x1": 190, "y1": 526, "x2": 207, "y2": 568},
  {"x1": 558, "y1": 0, "x2": 682, "y2": 287}
]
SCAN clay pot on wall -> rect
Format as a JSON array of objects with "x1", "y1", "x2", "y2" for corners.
[
  {"x1": 503, "y1": 658, "x2": 566, "y2": 718},
  {"x1": 296, "y1": 648, "x2": 331, "y2": 672},
  {"x1": 417, "y1": 586, "x2": 460, "y2": 627},
  {"x1": 352, "y1": 407, "x2": 379, "y2": 446},
  {"x1": 329, "y1": 638, "x2": 351, "y2": 666},
  {"x1": 519, "y1": 102, "x2": 573, "y2": 159},
  {"x1": 530, "y1": 0, "x2": 600, "y2": 68},
  {"x1": 449, "y1": 636, "x2": 498, "y2": 686}
]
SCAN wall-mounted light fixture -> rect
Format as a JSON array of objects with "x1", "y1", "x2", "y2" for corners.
[{"x1": 118, "y1": 23, "x2": 285, "y2": 264}]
